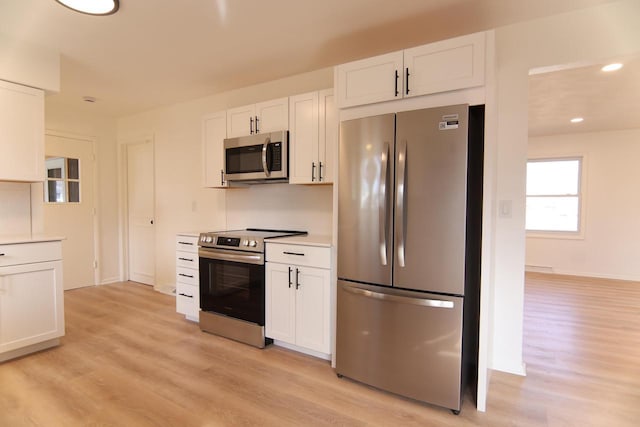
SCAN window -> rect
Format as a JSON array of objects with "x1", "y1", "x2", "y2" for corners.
[
  {"x1": 45, "y1": 157, "x2": 81, "y2": 203},
  {"x1": 526, "y1": 158, "x2": 582, "y2": 233}
]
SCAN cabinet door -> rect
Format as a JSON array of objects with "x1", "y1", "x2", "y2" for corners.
[
  {"x1": 0, "y1": 80, "x2": 45, "y2": 182},
  {"x1": 336, "y1": 51, "x2": 403, "y2": 109},
  {"x1": 0, "y1": 261, "x2": 64, "y2": 353},
  {"x1": 295, "y1": 266, "x2": 330, "y2": 354},
  {"x1": 203, "y1": 111, "x2": 227, "y2": 187},
  {"x1": 318, "y1": 89, "x2": 336, "y2": 183},
  {"x1": 265, "y1": 262, "x2": 296, "y2": 344},
  {"x1": 403, "y1": 32, "x2": 485, "y2": 98},
  {"x1": 227, "y1": 104, "x2": 255, "y2": 138},
  {"x1": 255, "y1": 97, "x2": 289, "y2": 134},
  {"x1": 288, "y1": 92, "x2": 319, "y2": 184}
]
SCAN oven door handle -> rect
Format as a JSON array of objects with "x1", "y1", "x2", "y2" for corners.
[
  {"x1": 262, "y1": 137, "x2": 271, "y2": 177},
  {"x1": 199, "y1": 249, "x2": 264, "y2": 265}
]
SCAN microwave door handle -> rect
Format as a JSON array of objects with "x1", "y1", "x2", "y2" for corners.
[{"x1": 262, "y1": 137, "x2": 271, "y2": 176}]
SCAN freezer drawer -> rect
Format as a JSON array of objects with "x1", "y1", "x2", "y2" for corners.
[{"x1": 336, "y1": 280, "x2": 463, "y2": 411}]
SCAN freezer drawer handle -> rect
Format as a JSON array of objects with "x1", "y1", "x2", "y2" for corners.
[{"x1": 343, "y1": 285, "x2": 454, "y2": 309}]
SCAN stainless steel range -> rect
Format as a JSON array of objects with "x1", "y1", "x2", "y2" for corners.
[{"x1": 198, "y1": 228, "x2": 305, "y2": 348}]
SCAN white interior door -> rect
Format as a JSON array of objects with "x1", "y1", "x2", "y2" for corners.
[
  {"x1": 127, "y1": 141, "x2": 155, "y2": 286},
  {"x1": 43, "y1": 134, "x2": 96, "y2": 290}
]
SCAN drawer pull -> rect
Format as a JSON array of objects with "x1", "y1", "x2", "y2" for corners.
[
  {"x1": 179, "y1": 273, "x2": 194, "y2": 278},
  {"x1": 283, "y1": 251, "x2": 305, "y2": 256},
  {"x1": 178, "y1": 293, "x2": 193, "y2": 298},
  {"x1": 178, "y1": 257, "x2": 194, "y2": 262},
  {"x1": 178, "y1": 241, "x2": 194, "y2": 246},
  {"x1": 0, "y1": 253, "x2": 5, "y2": 256}
]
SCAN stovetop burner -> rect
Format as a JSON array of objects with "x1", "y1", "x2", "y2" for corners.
[{"x1": 198, "y1": 228, "x2": 306, "y2": 253}]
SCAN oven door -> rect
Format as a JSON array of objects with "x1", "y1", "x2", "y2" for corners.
[{"x1": 199, "y1": 248, "x2": 266, "y2": 325}]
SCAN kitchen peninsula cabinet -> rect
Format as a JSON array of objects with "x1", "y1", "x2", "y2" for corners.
[
  {"x1": 175, "y1": 233, "x2": 200, "y2": 321},
  {"x1": 0, "y1": 239, "x2": 64, "y2": 362},
  {"x1": 289, "y1": 89, "x2": 336, "y2": 184},
  {"x1": 0, "y1": 79, "x2": 45, "y2": 182},
  {"x1": 203, "y1": 111, "x2": 227, "y2": 188},
  {"x1": 336, "y1": 32, "x2": 485, "y2": 108},
  {"x1": 226, "y1": 97, "x2": 288, "y2": 138},
  {"x1": 265, "y1": 240, "x2": 331, "y2": 358}
]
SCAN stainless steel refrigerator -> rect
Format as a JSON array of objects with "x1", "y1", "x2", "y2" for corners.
[{"x1": 336, "y1": 104, "x2": 483, "y2": 414}]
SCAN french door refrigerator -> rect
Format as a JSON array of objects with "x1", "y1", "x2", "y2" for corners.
[{"x1": 336, "y1": 104, "x2": 483, "y2": 414}]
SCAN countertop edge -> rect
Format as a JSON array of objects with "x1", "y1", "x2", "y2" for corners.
[
  {"x1": 266, "y1": 234, "x2": 332, "y2": 247},
  {"x1": 0, "y1": 236, "x2": 65, "y2": 245}
]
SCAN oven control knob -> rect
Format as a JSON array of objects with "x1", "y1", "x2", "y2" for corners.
[
  {"x1": 242, "y1": 239, "x2": 249, "y2": 246},
  {"x1": 206, "y1": 236, "x2": 213, "y2": 243},
  {"x1": 249, "y1": 240, "x2": 257, "y2": 247}
]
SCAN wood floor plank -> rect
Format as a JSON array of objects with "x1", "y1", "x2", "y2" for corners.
[{"x1": 1, "y1": 276, "x2": 639, "y2": 426}]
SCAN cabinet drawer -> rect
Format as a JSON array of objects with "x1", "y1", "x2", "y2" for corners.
[
  {"x1": 176, "y1": 235, "x2": 199, "y2": 253},
  {"x1": 266, "y1": 243, "x2": 331, "y2": 269},
  {"x1": 176, "y1": 251, "x2": 198, "y2": 269},
  {"x1": 0, "y1": 241, "x2": 62, "y2": 267},
  {"x1": 176, "y1": 266, "x2": 198, "y2": 285},
  {"x1": 176, "y1": 282, "x2": 199, "y2": 317}
]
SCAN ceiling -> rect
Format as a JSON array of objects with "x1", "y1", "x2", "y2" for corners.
[
  {"x1": 529, "y1": 56, "x2": 640, "y2": 137},
  {"x1": 0, "y1": 0, "x2": 621, "y2": 120}
]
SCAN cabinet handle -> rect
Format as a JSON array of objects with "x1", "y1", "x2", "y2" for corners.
[
  {"x1": 178, "y1": 242, "x2": 194, "y2": 246},
  {"x1": 220, "y1": 169, "x2": 225, "y2": 186},
  {"x1": 178, "y1": 293, "x2": 193, "y2": 298},
  {"x1": 405, "y1": 68, "x2": 410, "y2": 95},
  {"x1": 179, "y1": 273, "x2": 194, "y2": 278},
  {"x1": 319, "y1": 162, "x2": 324, "y2": 182},
  {"x1": 311, "y1": 162, "x2": 316, "y2": 182},
  {"x1": 288, "y1": 266, "x2": 292, "y2": 288},
  {"x1": 178, "y1": 257, "x2": 193, "y2": 262},
  {"x1": 395, "y1": 70, "x2": 399, "y2": 97},
  {"x1": 283, "y1": 251, "x2": 305, "y2": 256},
  {"x1": 250, "y1": 117, "x2": 254, "y2": 134},
  {"x1": 0, "y1": 253, "x2": 4, "y2": 256},
  {"x1": 295, "y1": 268, "x2": 301, "y2": 290},
  {"x1": 255, "y1": 116, "x2": 260, "y2": 133}
]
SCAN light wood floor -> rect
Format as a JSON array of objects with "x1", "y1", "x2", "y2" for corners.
[{"x1": 1, "y1": 274, "x2": 638, "y2": 426}]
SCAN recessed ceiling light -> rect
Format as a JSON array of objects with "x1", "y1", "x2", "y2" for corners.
[
  {"x1": 55, "y1": 0, "x2": 119, "y2": 16},
  {"x1": 570, "y1": 117, "x2": 584, "y2": 123},
  {"x1": 601, "y1": 63, "x2": 623, "y2": 72}
]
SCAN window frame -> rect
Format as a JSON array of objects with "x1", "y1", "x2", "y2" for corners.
[
  {"x1": 525, "y1": 155, "x2": 586, "y2": 240},
  {"x1": 44, "y1": 156, "x2": 82, "y2": 204}
]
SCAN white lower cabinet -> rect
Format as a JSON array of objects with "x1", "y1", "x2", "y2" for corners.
[
  {"x1": 175, "y1": 234, "x2": 200, "y2": 322},
  {"x1": 265, "y1": 243, "x2": 331, "y2": 357},
  {"x1": 0, "y1": 240, "x2": 64, "y2": 362}
]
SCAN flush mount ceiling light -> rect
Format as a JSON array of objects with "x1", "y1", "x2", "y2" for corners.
[
  {"x1": 55, "y1": 0, "x2": 119, "y2": 16},
  {"x1": 601, "y1": 63, "x2": 623, "y2": 72},
  {"x1": 570, "y1": 117, "x2": 584, "y2": 123}
]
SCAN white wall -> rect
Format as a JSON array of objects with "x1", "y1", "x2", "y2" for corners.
[
  {"x1": 0, "y1": 182, "x2": 31, "y2": 235},
  {"x1": 44, "y1": 106, "x2": 120, "y2": 284},
  {"x1": 117, "y1": 67, "x2": 334, "y2": 292},
  {"x1": 526, "y1": 129, "x2": 640, "y2": 281},
  {"x1": 491, "y1": 0, "x2": 640, "y2": 374}
]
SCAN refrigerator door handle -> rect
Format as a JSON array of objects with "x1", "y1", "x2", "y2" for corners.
[
  {"x1": 379, "y1": 142, "x2": 390, "y2": 266},
  {"x1": 342, "y1": 284, "x2": 454, "y2": 308},
  {"x1": 396, "y1": 139, "x2": 408, "y2": 267}
]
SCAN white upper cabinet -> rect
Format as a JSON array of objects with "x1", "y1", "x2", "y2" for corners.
[
  {"x1": 226, "y1": 97, "x2": 289, "y2": 138},
  {"x1": 336, "y1": 32, "x2": 486, "y2": 108},
  {"x1": 403, "y1": 32, "x2": 485, "y2": 98},
  {"x1": 336, "y1": 51, "x2": 404, "y2": 109},
  {"x1": 0, "y1": 80, "x2": 45, "y2": 182},
  {"x1": 289, "y1": 89, "x2": 336, "y2": 184},
  {"x1": 202, "y1": 111, "x2": 227, "y2": 188}
]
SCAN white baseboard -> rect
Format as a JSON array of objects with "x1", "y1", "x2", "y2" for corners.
[
  {"x1": 272, "y1": 340, "x2": 331, "y2": 361},
  {"x1": 525, "y1": 264, "x2": 553, "y2": 273},
  {"x1": 528, "y1": 268, "x2": 640, "y2": 282},
  {"x1": 100, "y1": 276, "x2": 121, "y2": 285},
  {"x1": 492, "y1": 361, "x2": 526, "y2": 377}
]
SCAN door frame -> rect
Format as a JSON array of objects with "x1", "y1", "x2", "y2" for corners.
[
  {"x1": 43, "y1": 130, "x2": 99, "y2": 287},
  {"x1": 118, "y1": 134, "x2": 155, "y2": 284}
]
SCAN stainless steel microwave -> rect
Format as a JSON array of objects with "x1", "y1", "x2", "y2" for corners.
[{"x1": 223, "y1": 130, "x2": 288, "y2": 183}]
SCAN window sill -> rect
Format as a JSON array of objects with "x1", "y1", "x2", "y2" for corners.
[{"x1": 526, "y1": 231, "x2": 584, "y2": 240}]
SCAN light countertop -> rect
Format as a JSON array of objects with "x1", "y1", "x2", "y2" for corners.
[
  {"x1": 176, "y1": 231, "x2": 201, "y2": 237},
  {"x1": 267, "y1": 234, "x2": 332, "y2": 247},
  {"x1": 0, "y1": 235, "x2": 65, "y2": 245}
]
